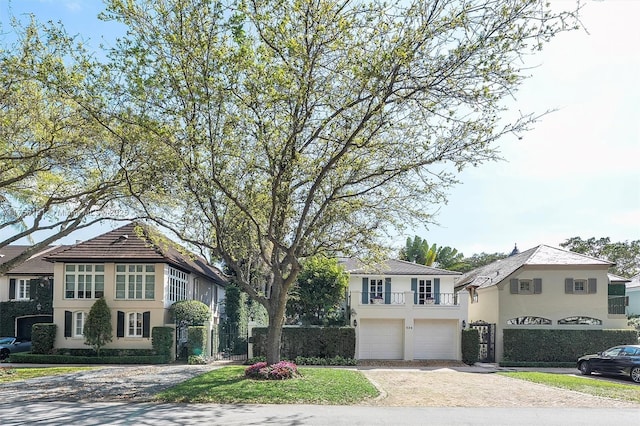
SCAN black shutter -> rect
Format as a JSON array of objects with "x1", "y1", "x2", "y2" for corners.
[
  {"x1": 64, "y1": 311, "x2": 72, "y2": 337},
  {"x1": 117, "y1": 311, "x2": 125, "y2": 338},
  {"x1": 142, "y1": 311, "x2": 151, "y2": 338},
  {"x1": 510, "y1": 279, "x2": 519, "y2": 294},
  {"x1": 533, "y1": 278, "x2": 542, "y2": 294},
  {"x1": 9, "y1": 279, "x2": 16, "y2": 300},
  {"x1": 588, "y1": 278, "x2": 597, "y2": 294},
  {"x1": 565, "y1": 278, "x2": 574, "y2": 294}
]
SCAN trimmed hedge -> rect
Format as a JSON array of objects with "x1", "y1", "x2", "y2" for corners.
[
  {"x1": 461, "y1": 328, "x2": 480, "y2": 365},
  {"x1": 503, "y1": 329, "x2": 638, "y2": 362},
  {"x1": 152, "y1": 326, "x2": 174, "y2": 359},
  {"x1": 9, "y1": 352, "x2": 167, "y2": 364},
  {"x1": 31, "y1": 323, "x2": 56, "y2": 354},
  {"x1": 251, "y1": 327, "x2": 355, "y2": 359}
]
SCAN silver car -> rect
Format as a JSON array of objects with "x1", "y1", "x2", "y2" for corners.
[{"x1": 0, "y1": 337, "x2": 32, "y2": 360}]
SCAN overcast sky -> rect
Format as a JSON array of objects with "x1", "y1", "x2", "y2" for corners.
[{"x1": 2, "y1": 0, "x2": 639, "y2": 258}]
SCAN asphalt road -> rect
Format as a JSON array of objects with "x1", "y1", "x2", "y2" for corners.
[{"x1": 0, "y1": 402, "x2": 637, "y2": 425}]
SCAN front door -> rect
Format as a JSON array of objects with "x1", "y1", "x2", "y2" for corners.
[{"x1": 470, "y1": 321, "x2": 495, "y2": 363}]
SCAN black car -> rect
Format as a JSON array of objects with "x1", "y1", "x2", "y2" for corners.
[{"x1": 577, "y1": 345, "x2": 640, "y2": 383}]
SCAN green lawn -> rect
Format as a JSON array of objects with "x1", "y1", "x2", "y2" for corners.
[
  {"x1": 0, "y1": 366, "x2": 98, "y2": 383},
  {"x1": 155, "y1": 366, "x2": 379, "y2": 404},
  {"x1": 499, "y1": 372, "x2": 640, "y2": 404}
]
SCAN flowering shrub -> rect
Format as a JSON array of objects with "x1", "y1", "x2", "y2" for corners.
[{"x1": 244, "y1": 361, "x2": 300, "y2": 380}]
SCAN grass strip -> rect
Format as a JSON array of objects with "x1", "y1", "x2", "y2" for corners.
[
  {"x1": 499, "y1": 371, "x2": 640, "y2": 404},
  {"x1": 155, "y1": 366, "x2": 379, "y2": 404}
]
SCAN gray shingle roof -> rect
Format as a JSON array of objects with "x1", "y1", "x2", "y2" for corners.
[
  {"x1": 45, "y1": 223, "x2": 227, "y2": 286},
  {"x1": 339, "y1": 257, "x2": 460, "y2": 276},
  {"x1": 456, "y1": 244, "x2": 613, "y2": 290}
]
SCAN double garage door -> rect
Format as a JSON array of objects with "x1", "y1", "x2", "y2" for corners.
[{"x1": 358, "y1": 319, "x2": 457, "y2": 360}]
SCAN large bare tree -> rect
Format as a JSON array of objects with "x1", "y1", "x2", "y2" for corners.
[{"x1": 100, "y1": 0, "x2": 580, "y2": 363}]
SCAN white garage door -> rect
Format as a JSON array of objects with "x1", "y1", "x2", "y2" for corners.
[
  {"x1": 359, "y1": 319, "x2": 404, "y2": 359},
  {"x1": 414, "y1": 320, "x2": 457, "y2": 360}
]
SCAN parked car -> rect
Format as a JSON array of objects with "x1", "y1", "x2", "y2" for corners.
[
  {"x1": 577, "y1": 345, "x2": 640, "y2": 383},
  {"x1": 0, "y1": 337, "x2": 32, "y2": 360}
]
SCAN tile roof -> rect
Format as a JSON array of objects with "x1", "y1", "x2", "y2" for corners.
[
  {"x1": 0, "y1": 245, "x2": 66, "y2": 275},
  {"x1": 456, "y1": 244, "x2": 613, "y2": 290},
  {"x1": 45, "y1": 223, "x2": 227, "y2": 285},
  {"x1": 338, "y1": 257, "x2": 460, "y2": 276}
]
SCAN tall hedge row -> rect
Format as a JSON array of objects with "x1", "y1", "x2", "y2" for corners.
[
  {"x1": 251, "y1": 327, "x2": 355, "y2": 359},
  {"x1": 503, "y1": 329, "x2": 638, "y2": 362}
]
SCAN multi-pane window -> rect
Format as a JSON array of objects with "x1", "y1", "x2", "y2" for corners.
[
  {"x1": 127, "y1": 312, "x2": 143, "y2": 337},
  {"x1": 115, "y1": 264, "x2": 155, "y2": 299},
  {"x1": 17, "y1": 279, "x2": 31, "y2": 300},
  {"x1": 574, "y1": 279, "x2": 586, "y2": 293},
  {"x1": 74, "y1": 311, "x2": 86, "y2": 337},
  {"x1": 519, "y1": 280, "x2": 531, "y2": 294},
  {"x1": 168, "y1": 266, "x2": 188, "y2": 302},
  {"x1": 65, "y1": 265, "x2": 105, "y2": 299},
  {"x1": 369, "y1": 279, "x2": 383, "y2": 300},
  {"x1": 418, "y1": 279, "x2": 433, "y2": 304}
]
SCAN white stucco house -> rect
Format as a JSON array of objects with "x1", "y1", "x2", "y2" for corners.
[
  {"x1": 627, "y1": 274, "x2": 640, "y2": 316},
  {"x1": 341, "y1": 258, "x2": 465, "y2": 361},
  {"x1": 455, "y1": 245, "x2": 631, "y2": 362}
]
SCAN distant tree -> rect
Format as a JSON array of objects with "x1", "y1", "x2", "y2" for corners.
[
  {"x1": 434, "y1": 246, "x2": 466, "y2": 270},
  {"x1": 286, "y1": 257, "x2": 349, "y2": 325},
  {"x1": 451, "y1": 252, "x2": 508, "y2": 273},
  {"x1": 400, "y1": 237, "x2": 466, "y2": 270},
  {"x1": 83, "y1": 297, "x2": 112, "y2": 356},
  {"x1": 400, "y1": 236, "x2": 437, "y2": 266},
  {"x1": 560, "y1": 237, "x2": 640, "y2": 278}
]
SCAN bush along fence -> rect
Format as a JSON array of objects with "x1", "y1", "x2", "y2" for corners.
[
  {"x1": 502, "y1": 329, "x2": 638, "y2": 366},
  {"x1": 11, "y1": 326, "x2": 174, "y2": 364},
  {"x1": 250, "y1": 326, "x2": 355, "y2": 359}
]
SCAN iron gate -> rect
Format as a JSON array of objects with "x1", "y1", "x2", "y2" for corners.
[
  {"x1": 212, "y1": 322, "x2": 249, "y2": 361},
  {"x1": 470, "y1": 321, "x2": 496, "y2": 363}
]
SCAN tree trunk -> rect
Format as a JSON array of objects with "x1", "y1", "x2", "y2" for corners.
[
  {"x1": 264, "y1": 272, "x2": 292, "y2": 365},
  {"x1": 265, "y1": 309, "x2": 284, "y2": 364}
]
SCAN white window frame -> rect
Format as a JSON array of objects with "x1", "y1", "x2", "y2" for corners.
[
  {"x1": 126, "y1": 312, "x2": 143, "y2": 337},
  {"x1": 115, "y1": 264, "x2": 156, "y2": 300},
  {"x1": 16, "y1": 278, "x2": 32, "y2": 300},
  {"x1": 64, "y1": 264, "x2": 105, "y2": 299},
  {"x1": 418, "y1": 279, "x2": 433, "y2": 304},
  {"x1": 574, "y1": 279, "x2": 587, "y2": 294},
  {"x1": 74, "y1": 311, "x2": 86, "y2": 337},
  {"x1": 369, "y1": 279, "x2": 383, "y2": 299},
  {"x1": 519, "y1": 279, "x2": 532, "y2": 294},
  {"x1": 168, "y1": 266, "x2": 189, "y2": 302}
]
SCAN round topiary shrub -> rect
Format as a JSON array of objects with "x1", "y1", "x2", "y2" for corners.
[{"x1": 244, "y1": 361, "x2": 300, "y2": 380}]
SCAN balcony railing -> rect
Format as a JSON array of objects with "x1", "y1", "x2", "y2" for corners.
[{"x1": 355, "y1": 291, "x2": 459, "y2": 306}]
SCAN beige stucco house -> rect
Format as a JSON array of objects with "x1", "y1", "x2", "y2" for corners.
[
  {"x1": 342, "y1": 258, "x2": 465, "y2": 361},
  {"x1": 45, "y1": 223, "x2": 227, "y2": 356},
  {"x1": 455, "y1": 245, "x2": 630, "y2": 362}
]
